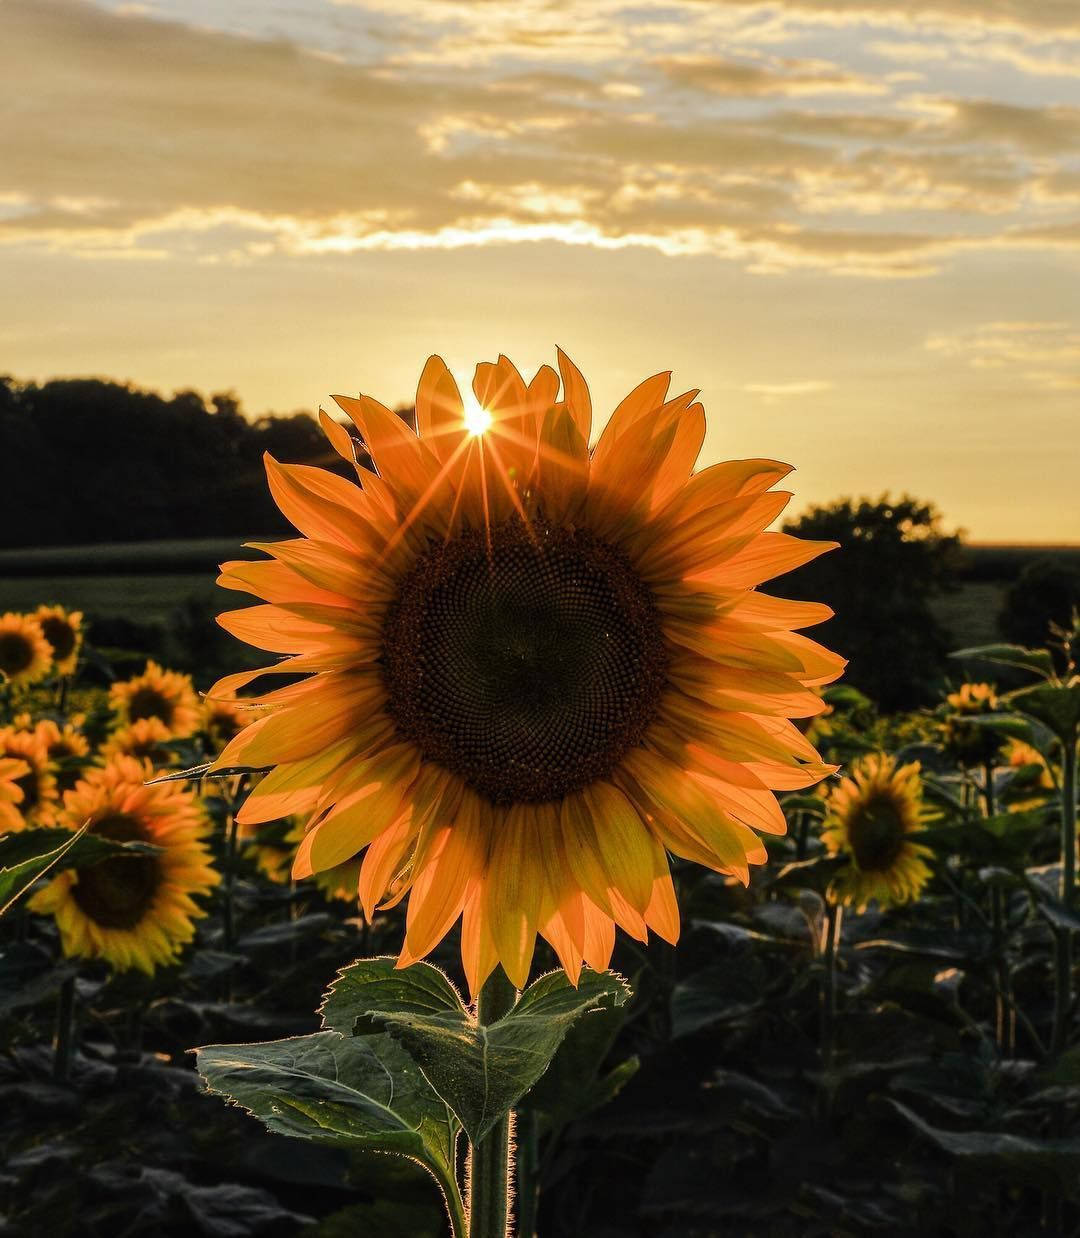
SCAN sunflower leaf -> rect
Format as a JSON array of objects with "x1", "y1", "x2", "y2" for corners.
[
  {"x1": 0, "y1": 824, "x2": 160, "y2": 918},
  {"x1": 949, "y1": 644, "x2": 1055, "y2": 679},
  {"x1": 195, "y1": 1030, "x2": 461, "y2": 1209},
  {"x1": 321, "y1": 958, "x2": 631, "y2": 1144}
]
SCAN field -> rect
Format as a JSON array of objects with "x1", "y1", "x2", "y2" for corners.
[{"x1": 2, "y1": 534, "x2": 1079, "y2": 1237}]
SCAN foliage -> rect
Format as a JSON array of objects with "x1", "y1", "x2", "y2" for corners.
[
  {"x1": 999, "y1": 557, "x2": 1080, "y2": 657},
  {"x1": 2, "y1": 607, "x2": 1079, "y2": 1236},
  {"x1": 781, "y1": 494, "x2": 963, "y2": 709}
]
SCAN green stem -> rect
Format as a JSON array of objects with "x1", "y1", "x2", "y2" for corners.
[
  {"x1": 468, "y1": 968, "x2": 517, "y2": 1238},
  {"x1": 821, "y1": 901, "x2": 842, "y2": 1069},
  {"x1": 1061, "y1": 726, "x2": 1077, "y2": 908},
  {"x1": 1053, "y1": 728, "x2": 1078, "y2": 1055},
  {"x1": 53, "y1": 974, "x2": 77, "y2": 1082},
  {"x1": 983, "y1": 760, "x2": 996, "y2": 819}
]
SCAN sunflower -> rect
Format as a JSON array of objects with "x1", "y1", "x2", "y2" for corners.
[
  {"x1": 109, "y1": 660, "x2": 201, "y2": 739},
  {"x1": 0, "y1": 757, "x2": 31, "y2": 832},
  {"x1": 0, "y1": 725, "x2": 58, "y2": 827},
  {"x1": 822, "y1": 754, "x2": 934, "y2": 911},
  {"x1": 34, "y1": 605, "x2": 84, "y2": 676},
  {"x1": 0, "y1": 613, "x2": 52, "y2": 687},
  {"x1": 941, "y1": 681, "x2": 1004, "y2": 767},
  {"x1": 202, "y1": 694, "x2": 264, "y2": 753},
  {"x1": 100, "y1": 717, "x2": 176, "y2": 769},
  {"x1": 35, "y1": 718, "x2": 91, "y2": 793},
  {"x1": 210, "y1": 351, "x2": 842, "y2": 993},
  {"x1": 243, "y1": 816, "x2": 364, "y2": 905},
  {"x1": 29, "y1": 756, "x2": 219, "y2": 974}
]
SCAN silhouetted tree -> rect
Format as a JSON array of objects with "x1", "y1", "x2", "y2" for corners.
[
  {"x1": 0, "y1": 377, "x2": 360, "y2": 549},
  {"x1": 780, "y1": 495, "x2": 964, "y2": 710},
  {"x1": 999, "y1": 557, "x2": 1080, "y2": 652}
]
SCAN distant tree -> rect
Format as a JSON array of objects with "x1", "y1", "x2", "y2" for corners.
[
  {"x1": 999, "y1": 557, "x2": 1080, "y2": 651},
  {"x1": 0, "y1": 377, "x2": 351, "y2": 549},
  {"x1": 780, "y1": 495, "x2": 964, "y2": 710}
]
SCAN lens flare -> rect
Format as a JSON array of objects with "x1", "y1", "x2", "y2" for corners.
[{"x1": 462, "y1": 391, "x2": 493, "y2": 437}]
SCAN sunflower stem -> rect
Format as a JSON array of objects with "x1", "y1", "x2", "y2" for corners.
[
  {"x1": 1052, "y1": 726, "x2": 1078, "y2": 1055},
  {"x1": 820, "y1": 901, "x2": 842, "y2": 1070},
  {"x1": 53, "y1": 973, "x2": 78, "y2": 1082},
  {"x1": 468, "y1": 968, "x2": 517, "y2": 1238}
]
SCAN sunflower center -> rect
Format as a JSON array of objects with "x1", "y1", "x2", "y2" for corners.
[
  {"x1": 0, "y1": 634, "x2": 35, "y2": 676},
  {"x1": 40, "y1": 616, "x2": 76, "y2": 660},
  {"x1": 72, "y1": 813, "x2": 162, "y2": 930},
  {"x1": 13, "y1": 768, "x2": 39, "y2": 813},
  {"x1": 127, "y1": 687, "x2": 174, "y2": 727},
  {"x1": 847, "y1": 794, "x2": 907, "y2": 872},
  {"x1": 381, "y1": 517, "x2": 668, "y2": 804}
]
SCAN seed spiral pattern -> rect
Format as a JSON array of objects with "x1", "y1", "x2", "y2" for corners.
[{"x1": 381, "y1": 517, "x2": 668, "y2": 803}]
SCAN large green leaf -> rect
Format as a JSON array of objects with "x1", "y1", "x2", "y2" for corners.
[
  {"x1": 196, "y1": 1030, "x2": 461, "y2": 1221},
  {"x1": 321, "y1": 957, "x2": 631, "y2": 1144},
  {"x1": 0, "y1": 825, "x2": 163, "y2": 917},
  {"x1": 949, "y1": 644, "x2": 1055, "y2": 679},
  {"x1": 886, "y1": 1099, "x2": 1080, "y2": 1198},
  {"x1": 1005, "y1": 680, "x2": 1080, "y2": 739}
]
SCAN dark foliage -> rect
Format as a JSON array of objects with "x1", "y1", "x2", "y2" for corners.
[
  {"x1": 781, "y1": 496, "x2": 964, "y2": 710},
  {"x1": 1000, "y1": 557, "x2": 1080, "y2": 654},
  {"x1": 0, "y1": 377, "x2": 345, "y2": 548}
]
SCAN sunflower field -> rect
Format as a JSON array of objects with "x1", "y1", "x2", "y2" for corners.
[{"x1": 2, "y1": 358, "x2": 1079, "y2": 1238}]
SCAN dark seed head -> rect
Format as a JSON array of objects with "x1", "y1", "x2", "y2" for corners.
[{"x1": 381, "y1": 516, "x2": 668, "y2": 804}]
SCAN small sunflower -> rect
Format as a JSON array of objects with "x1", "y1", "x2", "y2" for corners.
[
  {"x1": 100, "y1": 717, "x2": 176, "y2": 769},
  {"x1": 0, "y1": 725, "x2": 58, "y2": 827},
  {"x1": 822, "y1": 754, "x2": 934, "y2": 911},
  {"x1": 211, "y1": 351, "x2": 843, "y2": 992},
  {"x1": 0, "y1": 757, "x2": 31, "y2": 832},
  {"x1": 0, "y1": 613, "x2": 52, "y2": 687},
  {"x1": 202, "y1": 694, "x2": 264, "y2": 753},
  {"x1": 35, "y1": 718, "x2": 92, "y2": 793},
  {"x1": 109, "y1": 661, "x2": 200, "y2": 739},
  {"x1": 30, "y1": 757, "x2": 219, "y2": 974},
  {"x1": 941, "y1": 682, "x2": 1004, "y2": 767},
  {"x1": 34, "y1": 605, "x2": 84, "y2": 676}
]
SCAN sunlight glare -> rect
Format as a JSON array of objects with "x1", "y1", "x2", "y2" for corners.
[{"x1": 463, "y1": 391, "x2": 493, "y2": 437}]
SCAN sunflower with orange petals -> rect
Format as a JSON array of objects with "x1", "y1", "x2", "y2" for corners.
[
  {"x1": 34, "y1": 605, "x2": 84, "y2": 676},
  {"x1": 0, "y1": 613, "x2": 52, "y2": 687},
  {"x1": 0, "y1": 757, "x2": 30, "y2": 833},
  {"x1": 100, "y1": 717, "x2": 176, "y2": 768},
  {"x1": 30, "y1": 757, "x2": 219, "y2": 974},
  {"x1": 210, "y1": 351, "x2": 843, "y2": 994},
  {"x1": 109, "y1": 660, "x2": 201, "y2": 740},
  {"x1": 0, "y1": 725, "x2": 58, "y2": 827}
]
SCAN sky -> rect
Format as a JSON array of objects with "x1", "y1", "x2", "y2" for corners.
[{"x1": 2, "y1": 0, "x2": 1079, "y2": 542}]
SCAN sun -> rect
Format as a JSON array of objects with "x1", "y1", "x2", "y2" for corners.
[{"x1": 461, "y1": 390, "x2": 493, "y2": 437}]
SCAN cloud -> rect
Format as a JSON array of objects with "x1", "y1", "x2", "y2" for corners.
[
  {"x1": 1, "y1": 0, "x2": 1079, "y2": 281},
  {"x1": 655, "y1": 53, "x2": 885, "y2": 97},
  {"x1": 926, "y1": 320, "x2": 1080, "y2": 389}
]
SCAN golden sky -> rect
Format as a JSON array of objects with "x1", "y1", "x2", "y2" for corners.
[{"x1": 2, "y1": 0, "x2": 1079, "y2": 541}]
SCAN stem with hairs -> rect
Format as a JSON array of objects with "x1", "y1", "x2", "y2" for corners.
[{"x1": 468, "y1": 968, "x2": 517, "y2": 1238}]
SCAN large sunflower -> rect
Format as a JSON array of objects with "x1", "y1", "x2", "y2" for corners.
[
  {"x1": 34, "y1": 605, "x2": 84, "y2": 676},
  {"x1": 0, "y1": 725, "x2": 58, "y2": 827},
  {"x1": 0, "y1": 613, "x2": 52, "y2": 687},
  {"x1": 109, "y1": 660, "x2": 201, "y2": 739},
  {"x1": 0, "y1": 757, "x2": 30, "y2": 832},
  {"x1": 30, "y1": 756, "x2": 219, "y2": 974},
  {"x1": 822, "y1": 753, "x2": 934, "y2": 911},
  {"x1": 211, "y1": 351, "x2": 843, "y2": 992}
]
